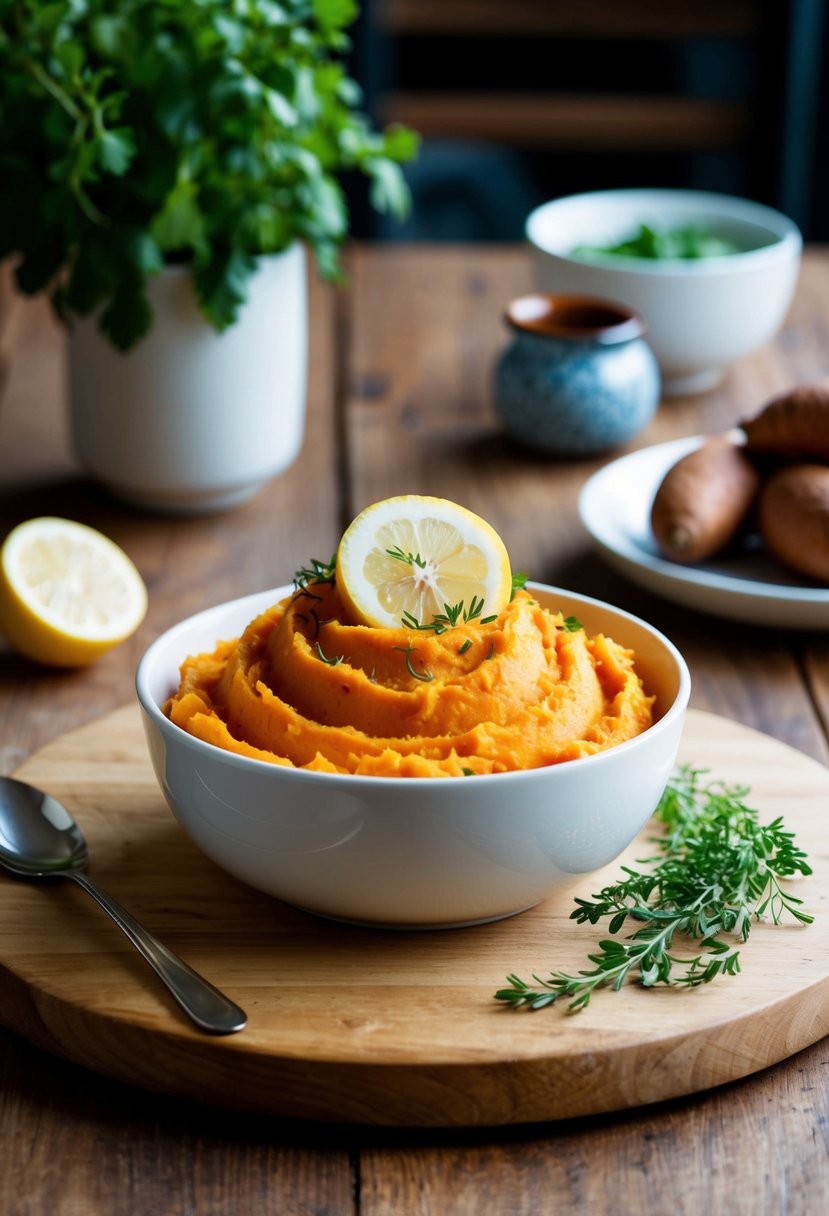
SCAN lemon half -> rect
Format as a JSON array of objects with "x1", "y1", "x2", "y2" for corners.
[
  {"x1": 0, "y1": 517, "x2": 148, "y2": 667},
  {"x1": 336, "y1": 495, "x2": 512, "y2": 629}
]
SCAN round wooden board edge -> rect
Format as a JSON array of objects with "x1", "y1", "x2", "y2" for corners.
[{"x1": 1, "y1": 703, "x2": 828, "y2": 1127}]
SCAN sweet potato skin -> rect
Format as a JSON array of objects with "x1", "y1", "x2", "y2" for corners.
[
  {"x1": 757, "y1": 464, "x2": 829, "y2": 582},
  {"x1": 741, "y1": 382, "x2": 829, "y2": 460},
  {"x1": 650, "y1": 437, "x2": 761, "y2": 564}
]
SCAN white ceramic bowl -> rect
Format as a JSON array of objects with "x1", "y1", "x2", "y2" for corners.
[
  {"x1": 526, "y1": 189, "x2": 802, "y2": 395},
  {"x1": 136, "y1": 583, "x2": 690, "y2": 928}
]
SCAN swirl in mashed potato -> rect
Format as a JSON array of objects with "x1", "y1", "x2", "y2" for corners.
[{"x1": 164, "y1": 585, "x2": 653, "y2": 777}]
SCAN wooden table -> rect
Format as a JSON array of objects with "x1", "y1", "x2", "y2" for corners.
[{"x1": 1, "y1": 245, "x2": 828, "y2": 1214}]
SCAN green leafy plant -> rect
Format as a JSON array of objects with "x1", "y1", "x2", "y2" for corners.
[
  {"x1": 496, "y1": 765, "x2": 813, "y2": 1012},
  {"x1": 0, "y1": 0, "x2": 418, "y2": 349}
]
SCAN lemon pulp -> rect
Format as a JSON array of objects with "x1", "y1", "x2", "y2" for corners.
[{"x1": 335, "y1": 495, "x2": 512, "y2": 629}]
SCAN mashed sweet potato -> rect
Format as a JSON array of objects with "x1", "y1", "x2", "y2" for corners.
[{"x1": 165, "y1": 584, "x2": 654, "y2": 778}]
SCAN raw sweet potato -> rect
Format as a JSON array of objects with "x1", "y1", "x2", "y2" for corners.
[
  {"x1": 650, "y1": 437, "x2": 761, "y2": 564},
  {"x1": 757, "y1": 463, "x2": 829, "y2": 582},
  {"x1": 741, "y1": 381, "x2": 829, "y2": 460}
]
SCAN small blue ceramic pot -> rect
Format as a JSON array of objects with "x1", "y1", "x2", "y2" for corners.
[{"x1": 493, "y1": 294, "x2": 660, "y2": 456}]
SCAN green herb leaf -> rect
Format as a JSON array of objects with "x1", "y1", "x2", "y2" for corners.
[
  {"x1": 313, "y1": 0, "x2": 359, "y2": 38},
  {"x1": 99, "y1": 276, "x2": 153, "y2": 351},
  {"x1": 195, "y1": 247, "x2": 259, "y2": 331},
  {"x1": 97, "y1": 127, "x2": 136, "y2": 176},
  {"x1": 560, "y1": 616, "x2": 583, "y2": 632},
  {"x1": 367, "y1": 157, "x2": 410, "y2": 220},
  {"x1": 496, "y1": 765, "x2": 813, "y2": 1012},
  {"x1": 150, "y1": 181, "x2": 206, "y2": 254},
  {"x1": 315, "y1": 641, "x2": 344, "y2": 666},
  {"x1": 293, "y1": 554, "x2": 337, "y2": 594},
  {"x1": 386, "y1": 546, "x2": 427, "y2": 569},
  {"x1": 393, "y1": 641, "x2": 434, "y2": 682},
  {"x1": 402, "y1": 597, "x2": 492, "y2": 635},
  {"x1": 572, "y1": 222, "x2": 744, "y2": 262}
]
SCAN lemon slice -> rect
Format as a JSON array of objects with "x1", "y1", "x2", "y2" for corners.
[
  {"x1": 336, "y1": 495, "x2": 512, "y2": 629},
  {"x1": 0, "y1": 517, "x2": 148, "y2": 667}
]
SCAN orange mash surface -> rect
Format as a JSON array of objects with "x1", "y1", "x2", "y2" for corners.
[{"x1": 164, "y1": 587, "x2": 654, "y2": 777}]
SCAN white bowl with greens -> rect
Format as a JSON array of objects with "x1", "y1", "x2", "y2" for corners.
[{"x1": 526, "y1": 189, "x2": 802, "y2": 395}]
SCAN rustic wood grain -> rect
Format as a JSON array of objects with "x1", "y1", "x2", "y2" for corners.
[
  {"x1": 377, "y1": 93, "x2": 749, "y2": 151},
  {"x1": 377, "y1": 0, "x2": 757, "y2": 38},
  {"x1": 0, "y1": 262, "x2": 19, "y2": 365},
  {"x1": 0, "y1": 1031, "x2": 355, "y2": 1216},
  {"x1": 358, "y1": 1035, "x2": 829, "y2": 1215},
  {"x1": 1, "y1": 245, "x2": 828, "y2": 1212}
]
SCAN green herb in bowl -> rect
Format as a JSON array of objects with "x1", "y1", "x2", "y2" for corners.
[{"x1": 572, "y1": 223, "x2": 742, "y2": 262}]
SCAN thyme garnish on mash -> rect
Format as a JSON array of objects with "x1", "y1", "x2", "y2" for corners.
[{"x1": 293, "y1": 555, "x2": 337, "y2": 595}]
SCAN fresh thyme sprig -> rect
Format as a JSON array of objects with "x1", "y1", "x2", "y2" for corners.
[
  {"x1": 402, "y1": 597, "x2": 498, "y2": 634},
  {"x1": 386, "y1": 545, "x2": 427, "y2": 569},
  {"x1": 392, "y1": 641, "x2": 434, "y2": 682},
  {"x1": 495, "y1": 765, "x2": 813, "y2": 1013},
  {"x1": 293, "y1": 554, "x2": 337, "y2": 596},
  {"x1": 315, "y1": 641, "x2": 344, "y2": 667},
  {"x1": 401, "y1": 610, "x2": 438, "y2": 633},
  {"x1": 560, "y1": 615, "x2": 583, "y2": 632}
]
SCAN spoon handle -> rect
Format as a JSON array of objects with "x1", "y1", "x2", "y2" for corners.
[{"x1": 67, "y1": 871, "x2": 247, "y2": 1034}]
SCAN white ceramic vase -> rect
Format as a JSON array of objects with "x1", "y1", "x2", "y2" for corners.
[{"x1": 68, "y1": 243, "x2": 307, "y2": 513}]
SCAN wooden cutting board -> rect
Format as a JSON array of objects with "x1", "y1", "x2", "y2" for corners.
[{"x1": 1, "y1": 705, "x2": 827, "y2": 1127}]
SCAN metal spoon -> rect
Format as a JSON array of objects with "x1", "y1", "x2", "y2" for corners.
[{"x1": 0, "y1": 775, "x2": 246, "y2": 1035}]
